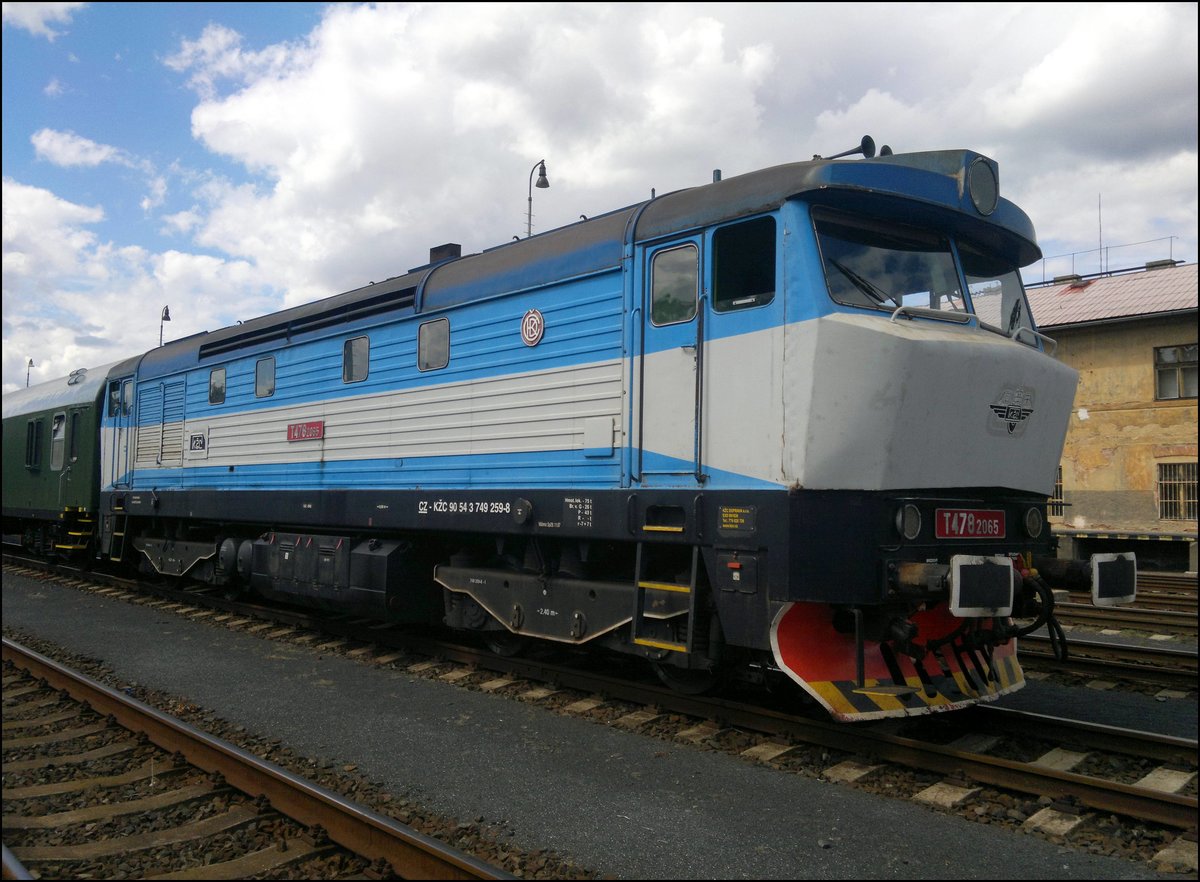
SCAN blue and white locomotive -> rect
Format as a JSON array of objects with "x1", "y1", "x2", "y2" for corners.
[{"x1": 13, "y1": 138, "x2": 1137, "y2": 721}]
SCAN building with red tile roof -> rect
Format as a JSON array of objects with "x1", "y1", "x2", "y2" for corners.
[{"x1": 1024, "y1": 261, "x2": 1196, "y2": 572}]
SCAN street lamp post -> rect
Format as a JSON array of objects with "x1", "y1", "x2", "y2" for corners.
[
  {"x1": 526, "y1": 159, "x2": 550, "y2": 237},
  {"x1": 160, "y1": 306, "x2": 171, "y2": 347},
  {"x1": 26, "y1": 358, "x2": 34, "y2": 388}
]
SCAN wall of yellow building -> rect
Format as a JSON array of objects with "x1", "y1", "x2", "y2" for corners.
[{"x1": 1053, "y1": 314, "x2": 1196, "y2": 534}]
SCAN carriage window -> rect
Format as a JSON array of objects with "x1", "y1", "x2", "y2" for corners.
[
  {"x1": 50, "y1": 412, "x2": 67, "y2": 471},
  {"x1": 255, "y1": 356, "x2": 276, "y2": 398},
  {"x1": 713, "y1": 217, "x2": 776, "y2": 311},
  {"x1": 70, "y1": 412, "x2": 82, "y2": 461},
  {"x1": 651, "y1": 244, "x2": 698, "y2": 326},
  {"x1": 25, "y1": 419, "x2": 43, "y2": 468},
  {"x1": 209, "y1": 368, "x2": 226, "y2": 404},
  {"x1": 343, "y1": 336, "x2": 370, "y2": 382},
  {"x1": 418, "y1": 319, "x2": 450, "y2": 371}
]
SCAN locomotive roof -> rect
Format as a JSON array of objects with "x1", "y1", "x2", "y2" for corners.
[
  {"x1": 138, "y1": 148, "x2": 1040, "y2": 378},
  {"x1": 2, "y1": 361, "x2": 121, "y2": 420}
]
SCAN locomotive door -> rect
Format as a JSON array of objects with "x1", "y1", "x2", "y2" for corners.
[
  {"x1": 637, "y1": 236, "x2": 705, "y2": 483},
  {"x1": 106, "y1": 376, "x2": 135, "y2": 488}
]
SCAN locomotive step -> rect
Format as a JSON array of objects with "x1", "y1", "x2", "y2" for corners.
[{"x1": 637, "y1": 580, "x2": 692, "y2": 594}]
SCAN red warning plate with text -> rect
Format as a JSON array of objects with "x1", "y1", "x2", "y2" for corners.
[{"x1": 935, "y1": 508, "x2": 1006, "y2": 539}]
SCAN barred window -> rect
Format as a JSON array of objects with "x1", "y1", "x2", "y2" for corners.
[
  {"x1": 1158, "y1": 462, "x2": 1197, "y2": 521},
  {"x1": 1048, "y1": 466, "x2": 1065, "y2": 517},
  {"x1": 1155, "y1": 344, "x2": 1197, "y2": 400}
]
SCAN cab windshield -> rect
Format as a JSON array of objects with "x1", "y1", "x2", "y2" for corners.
[
  {"x1": 814, "y1": 209, "x2": 966, "y2": 315},
  {"x1": 813, "y1": 208, "x2": 1039, "y2": 346}
]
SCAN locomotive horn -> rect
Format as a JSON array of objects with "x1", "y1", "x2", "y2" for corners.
[{"x1": 817, "y1": 135, "x2": 877, "y2": 161}]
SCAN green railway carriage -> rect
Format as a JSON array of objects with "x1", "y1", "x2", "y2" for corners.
[{"x1": 2, "y1": 364, "x2": 116, "y2": 556}]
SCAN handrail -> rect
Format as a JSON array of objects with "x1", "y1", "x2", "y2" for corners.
[
  {"x1": 1012, "y1": 325, "x2": 1059, "y2": 354},
  {"x1": 889, "y1": 305, "x2": 973, "y2": 324}
]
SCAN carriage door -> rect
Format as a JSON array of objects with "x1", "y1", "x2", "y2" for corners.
[{"x1": 638, "y1": 236, "x2": 705, "y2": 483}]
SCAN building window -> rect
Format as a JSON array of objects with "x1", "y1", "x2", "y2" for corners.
[
  {"x1": 1048, "y1": 466, "x2": 1065, "y2": 517},
  {"x1": 1158, "y1": 462, "x2": 1197, "y2": 521},
  {"x1": 418, "y1": 319, "x2": 450, "y2": 371},
  {"x1": 343, "y1": 336, "x2": 369, "y2": 383},
  {"x1": 1155, "y1": 344, "x2": 1197, "y2": 400},
  {"x1": 209, "y1": 368, "x2": 226, "y2": 405},
  {"x1": 255, "y1": 356, "x2": 276, "y2": 398}
]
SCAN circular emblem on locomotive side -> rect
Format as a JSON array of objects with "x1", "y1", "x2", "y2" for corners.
[{"x1": 521, "y1": 308, "x2": 545, "y2": 347}]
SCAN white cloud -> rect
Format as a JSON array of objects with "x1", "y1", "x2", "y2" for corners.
[
  {"x1": 31, "y1": 128, "x2": 127, "y2": 168},
  {"x1": 2, "y1": 2, "x2": 1196, "y2": 391},
  {"x1": 1, "y1": 178, "x2": 278, "y2": 392},
  {"x1": 1, "y1": 1, "x2": 86, "y2": 41}
]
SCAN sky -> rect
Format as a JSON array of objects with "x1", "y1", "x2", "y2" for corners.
[{"x1": 2, "y1": 1, "x2": 1197, "y2": 393}]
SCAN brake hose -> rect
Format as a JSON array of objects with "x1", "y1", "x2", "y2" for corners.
[{"x1": 1013, "y1": 573, "x2": 1069, "y2": 662}]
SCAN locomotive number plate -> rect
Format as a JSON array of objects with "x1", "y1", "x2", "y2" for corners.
[{"x1": 935, "y1": 508, "x2": 1005, "y2": 539}]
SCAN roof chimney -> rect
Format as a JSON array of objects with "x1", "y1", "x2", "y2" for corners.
[
  {"x1": 1145, "y1": 259, "x2": 1181, "y2": 271},
  {"x1": 1052, "y1": 274, "x2": 1083, "y2": 285},
  {"x1": 430, "y1": 243, "x2": 461, "y2": 264}
]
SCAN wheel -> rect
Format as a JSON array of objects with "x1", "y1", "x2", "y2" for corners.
[
  {"x1": 484, "y1": 631, "x2": 528, "y2": 658},
  {"x1": 652, "y1": 661, "x2": 720, "y2": 695}
]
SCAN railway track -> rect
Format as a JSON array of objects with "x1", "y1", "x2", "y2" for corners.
[
  {"x1": 1053, "y1": 602, "x2": 1197, "y2": 638},
  {"x1": 1020, "y1": 634, "x2": 1198, "y2": 692},
  {"x1": 2, "y1": 638, "x2": 512, "y2": 881},
  {"x1": 5, "y1": 557, "x2": 1198, "y2": 872}
]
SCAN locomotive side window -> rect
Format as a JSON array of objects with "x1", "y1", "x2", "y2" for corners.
[
  {"x1": 50, "y1": 412, "x2": 67, "y2": 471},
  {"x1": 814, "y1": 209, "x2": 963, "y2": 315},
  {"x1": 209, "y1": 368, "x2": 226, "y2": 405},
  {"x1": 255, "y1": 356, "x2": 276, "y2": 398},
  {"x1": 343, "y1": 336, "x2": 370, "y2": 382},
  {"x1": 418, "y1": 319, "x2": 450, "y2": 371},
  {"x1": 713, "y1": 216, "x2": 776, "y2": 311},
  {"x1": 122, "y1": 379, "x2": 134, "y2": 415},
  {"x1": 651, "y1": 244, "x2": 698, "y2": 326},
  {"x1": 108, "y1": 381, "x2": 121, "y2": 416}
]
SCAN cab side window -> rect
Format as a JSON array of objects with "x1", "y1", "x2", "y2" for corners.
[{"x1": 713, "y1": 216, "x2": 776, "y2": 311}]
